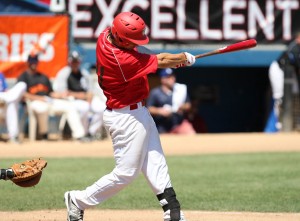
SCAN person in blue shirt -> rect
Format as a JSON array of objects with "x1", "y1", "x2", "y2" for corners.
[{"x1": 147, "y1": 68, "x2": 196, "y2": 134}]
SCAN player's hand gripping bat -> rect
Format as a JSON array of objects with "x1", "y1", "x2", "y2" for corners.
[{"x1": 195, "y1": 39, "x2": 257, "y2": 59}]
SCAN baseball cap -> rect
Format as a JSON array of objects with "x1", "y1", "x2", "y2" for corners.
[
  {"x1": 159, "y1": 68, "x2": 174, "y2": 78},
  {"x1": 69, "y1": 51, "x2": 81, "y2": 62},
  {"x1": 27, "y1": 54, "x2": 39, "y2": 64}
]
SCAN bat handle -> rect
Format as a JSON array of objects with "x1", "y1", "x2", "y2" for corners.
[{"x1": 195, "y1": 50, "x2": 219, "y2": 59}]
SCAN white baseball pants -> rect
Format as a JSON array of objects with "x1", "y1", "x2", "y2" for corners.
[
  {"x1": 71, "y1": 95, "x2": 105, "y2": 136},
  {"x1": 0, "y1": 82, "x2": 27, "y2": 139},
  {"x1": 29, "y1": 99, "x2": 85, "y2": 138},
  {"x1": 71, "y1": 104, "x2": 172, "y2": 209}
]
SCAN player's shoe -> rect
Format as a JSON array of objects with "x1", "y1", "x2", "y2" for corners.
[
  {"x1": 163, "y1": 210, "x2": 187, "y2": 221},
  {"x1": 64, "y1": 191, "x2": 84, "y2": 221}
]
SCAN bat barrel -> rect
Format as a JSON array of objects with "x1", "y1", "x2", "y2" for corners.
[
  {"x1": 195, "y1": 39, "x2": 257, "y2": 59},
  {"x1": 219, "y1": 39, "x2": 257, "y2": 53}
]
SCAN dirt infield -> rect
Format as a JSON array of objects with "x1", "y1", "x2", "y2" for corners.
[
  {"x1": 2, "y1": 132, "x2": 300, "y2": 158},
  {"x1": 1, "y1": 210, "x2": 299, "y2": 221},
  {"x1": 1, "y1": 132, "x2": 300, "y2": 221}
]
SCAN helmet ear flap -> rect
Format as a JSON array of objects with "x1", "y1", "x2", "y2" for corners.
[{"x1": 111, "y1": 27, "x2": 130, "y2": 47}]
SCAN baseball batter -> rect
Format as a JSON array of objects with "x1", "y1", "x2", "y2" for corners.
[{"x1": 64, "y1": 12, "x2": 196, "y2": 221}]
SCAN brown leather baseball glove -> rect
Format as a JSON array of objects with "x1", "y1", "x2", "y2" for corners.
[{"x1": 9, "y1": 158, "x2": 47, "y2": 187}]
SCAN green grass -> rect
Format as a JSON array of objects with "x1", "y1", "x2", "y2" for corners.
[{"x1": 0, "y1": 152, "x2": 300, "y2": 212}]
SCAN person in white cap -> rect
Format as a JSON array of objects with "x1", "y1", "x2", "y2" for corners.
[{"x1": 53, "y1": 51, "x2": 106, "y2": 140}]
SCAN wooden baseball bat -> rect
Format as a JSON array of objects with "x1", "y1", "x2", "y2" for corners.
[{"x1": 195, "y1": 39, "x2": 257, "y2": 59}]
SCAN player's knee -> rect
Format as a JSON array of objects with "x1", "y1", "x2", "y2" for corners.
[
  {"x1": 157, "y1": 187, "x2": 181, "y2": 221},
  {"x1": 16, "y1": 81, "x2": 27, "y2": 91},
  {"x1": 112, "y1": 167, "x2": 139, "y2": 184}
]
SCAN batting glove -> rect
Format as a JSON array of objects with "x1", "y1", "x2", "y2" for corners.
[{"x1": 183, "y1": 52, "x2": 196, "y2": 66}]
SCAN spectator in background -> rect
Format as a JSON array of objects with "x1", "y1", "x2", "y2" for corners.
[
  {"x1": 286, "y1": 32, "x2": 300, "y2": 86},
  {"x1": 264, "y1": 57, "x2": 284, "y2": 133},
  {"x1": 17, "y1": 54, "x2": 88, "y2": 141},
  {"x1": 53, "y1": 51, "x2": 106, "y2": 140},
  {"x1": 287, "y1": 32, "x2": 300, "y2": 129},
  {"x1": 187, "y1": 99, "x2": 208, "y2": 133},
  {"x1": 280, "y1": 32, "x2": 300, "y2": 99},
  {"x1": 265, "y1": 32, "x2": 300, "y2": 132},
  {"x1": 0, "y1": 72, "x2": 27, "y2": 143},
  {"x1": 280, "y1": 31, "x2": 300, "y2": 98},
  {"x1": 147, "y1": 68, "x2": 196, "y2": 134}
]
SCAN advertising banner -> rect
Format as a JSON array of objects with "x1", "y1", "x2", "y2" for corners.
[
  {"x1": 66, "y1": 0, "x2": 300, "y2": 44},
  {"x1": 0, "y1": 14, "x2": 69, "y2": 78}
]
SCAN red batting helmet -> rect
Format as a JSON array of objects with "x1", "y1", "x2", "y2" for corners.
[{"x1": 111, "y1": 12, "x2": 149, "y2": 47}]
